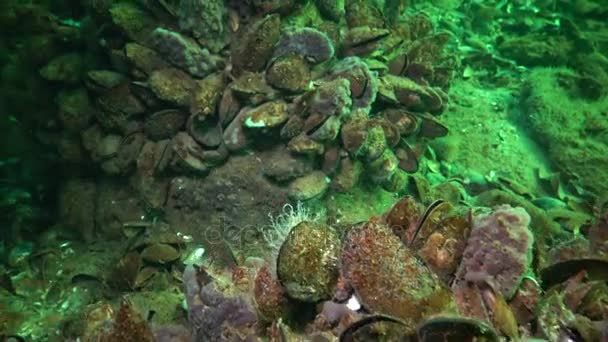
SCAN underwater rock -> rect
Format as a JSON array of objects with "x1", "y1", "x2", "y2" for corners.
[
  {"x1": 58, "y1": 179, "x2": 97, "y2": 241},
  {"x1": 277, "y1": 221, "x2": 340, "y2": 302},
  {"x1": 152, "y1": 27, "x2": 222, "y2": 78},
  {"x1": 165, "y1": 154, "x2": 289, "y2": 246},
  {"x1": 262, "y1": 146, "x2": 314, "y2": 182},
  {"x1": 95, "y1": 180, "x2": 146, "y2": 238},
  {"x1": 288, "y1": 171, "x2": 330, "y2": 200},
  {"x1": 272, "y1": 27, "x2": 335, "y2": 64}
]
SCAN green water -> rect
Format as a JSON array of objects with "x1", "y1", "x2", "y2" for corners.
[{"x1": 1, "y1": 0, "x2": 607, "y2": 341}]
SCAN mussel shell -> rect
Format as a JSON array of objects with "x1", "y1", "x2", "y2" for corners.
[
  {"x1": 85, "y1": 70, "x2": 127, "y2": 92},
  {"x1": 410, "y1": 200, "x2": 451, "y2": 249},
  {"x1": 373, "y1": 118, "x2": 401, "y2": 147},
  {"x1": 395, "y1": 143, "x2": 419, "y2": 173},
  {"x1": 95, "y1": 134, "x2": 122, "y2": 161},
  {"x1": 388, "y1": 53, "x2": 409, "y2": 76},
  {"x1": 218, "y1": 88, "x2": 241, "y2": 127},
  {"x1": 342, "y1": 27, "x2": 390, "y2": 57},
  {"x1": 187, "y1": 115, "x2": 223, "y2": 148},
  {"x1": 276, "y1": 221, "x2": 340, "y2": 302},
  {"x1": 540, "y1": 258, "x2": 608, "y2": 290},
  {"x1": 382, "y1": 109, "x2": 419, "y2": 137},
  {"x1": 417, "y1": 316, "x2": 499, "y2": 342},
  {"x1": 153, "y1": 139, "x2": 173, "y2": 174},
  {"x1": 339, "y1": 314, "x2": 409, "y2": 342},
  {"x1": 418, "y1": 113, "x2": 448, "y2": 139},
  {"x1": 280, "y1": 115, "x2": 305, "y2": 139},
  {"x1": 140, "y1": 243, "x2": 180, "y2": 264},
  {"x1": 144, "y1": 109, "x2": 187, "y2": 141},
  {"x1": 115, "y1": 132, "x2": 145, "y2": 172},
  {"x1": 384, "y1": 196, "x2": 422, "y2": 244},
  {"x1": 310, "y1": 115, "x2": 341, "y2": 142},
  {"x1": 130, "y1": 81, "x2": 162, "y2": 108},
  {"x1": 404, "y1": 62, "x2": 433, "y2": 84}
]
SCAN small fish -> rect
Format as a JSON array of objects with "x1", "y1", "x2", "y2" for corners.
[
  {"x1": 228, "y1": 9, "x2": 240, "y2": 32},
  {"x1": 7, "y1": 116, "x2": 18, "y2": 124},
  {"x1": 59, "y1": 18, "x2": 80, "y2": 28}
]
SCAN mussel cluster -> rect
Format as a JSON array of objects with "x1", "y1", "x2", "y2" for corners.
[
  {"x1": 252, "y1": 197, "x2": 608, "y2": 341},
  {"x1": 38, "y1": 0, "x2": 458, "y2": 213}
]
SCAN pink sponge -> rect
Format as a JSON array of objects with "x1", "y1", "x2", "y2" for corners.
[{"x1": 453, "y1": 205, "x2": 534, "y2": 299}]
